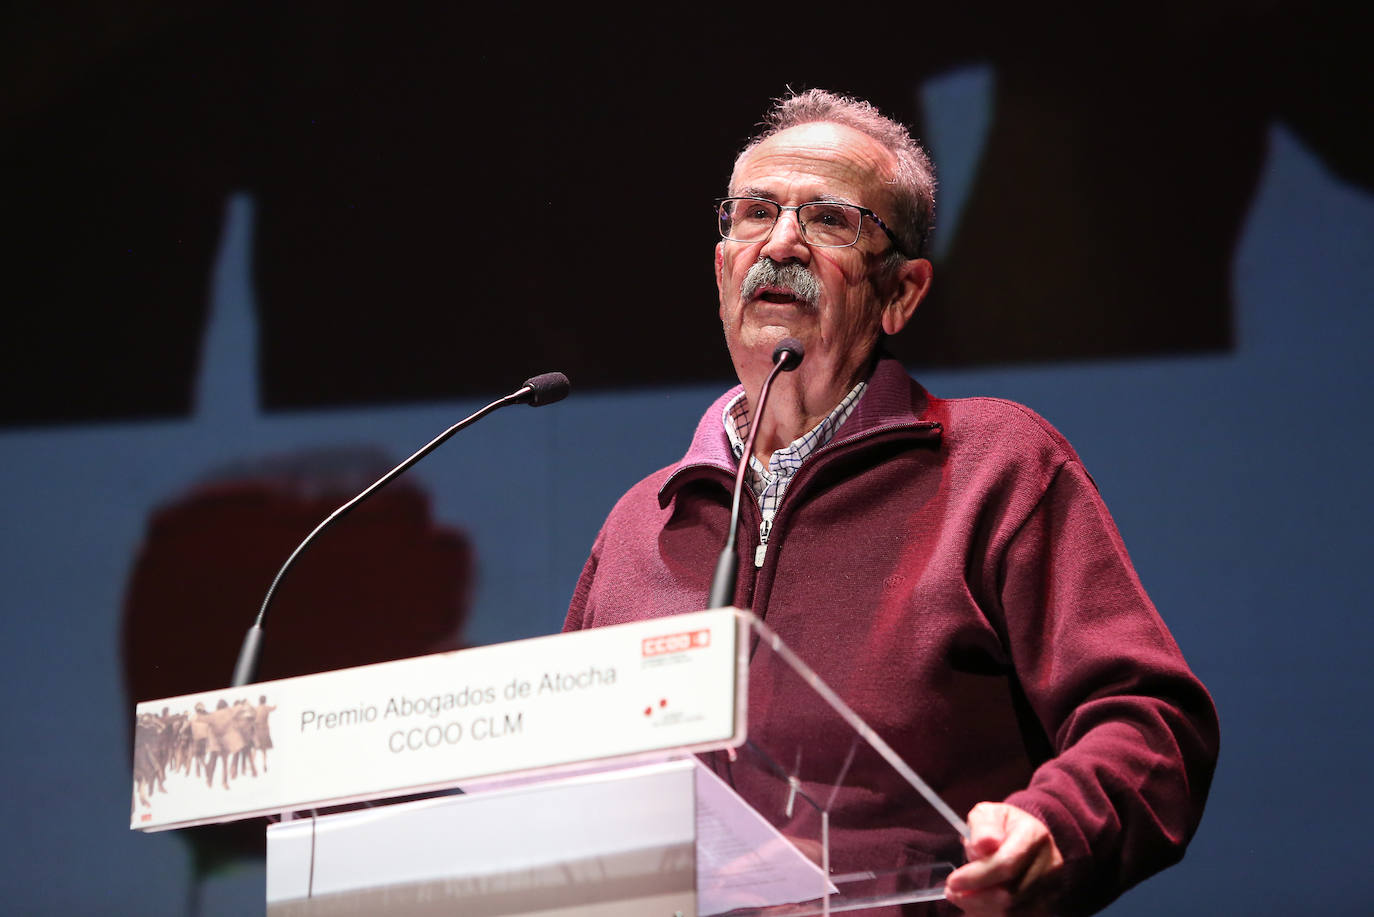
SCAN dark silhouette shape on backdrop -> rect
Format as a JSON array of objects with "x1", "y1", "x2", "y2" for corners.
[{"x1": 6, "y1": 5, "x2": 1369, "y2": 427}]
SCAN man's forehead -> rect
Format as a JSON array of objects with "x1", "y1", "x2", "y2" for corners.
[{"x1": 729, "y1": 121, "x2": 896, "y2": 202}]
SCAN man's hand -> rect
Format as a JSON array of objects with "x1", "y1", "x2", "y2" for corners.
[{"x1": 944, "y1": 802, "x2": 1064, "y2": 915}]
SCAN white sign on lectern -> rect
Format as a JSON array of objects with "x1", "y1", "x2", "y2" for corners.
[{"x1": 132, "y1": 609, "x2": 743, "y2": 831}]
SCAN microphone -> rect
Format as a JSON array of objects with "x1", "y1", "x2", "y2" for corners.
[
  {"x1": 516, "y1": 372, "x2": 570, "y2": 407},
  {"x1": 707, "y1": 339, "x2": 804, "y2": 608},
  {"x1": 771, "y1": 340, "x2": 803, "y2": 371},
  {"x1": 229, "y1": 372, "x2": 572, "y2": 687}
]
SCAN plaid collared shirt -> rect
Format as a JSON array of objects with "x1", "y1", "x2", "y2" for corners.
[{"x1": 723, "y1": 379, "x2": 867, "y2": 567}]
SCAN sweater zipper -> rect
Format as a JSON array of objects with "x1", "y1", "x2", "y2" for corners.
[
  {"x1": 750, "y1": 421, "x2": 940, "y2": 571},
  {"x1": 755, "y1": 516, "x2": 772, "y2": 568}
]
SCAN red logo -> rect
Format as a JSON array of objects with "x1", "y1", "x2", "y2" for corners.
[{"x1": 642, "y1": 629, "x2": 711, "y2": 657}]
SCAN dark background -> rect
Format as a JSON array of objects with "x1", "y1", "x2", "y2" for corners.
[
  {"x1": 8, "y1": 3, "x2": 1367, "y2": 427},
  {"x1": 2, "y1": 3, "x2": 1372, "y2": 914}
]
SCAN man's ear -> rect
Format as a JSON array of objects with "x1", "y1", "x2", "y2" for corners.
[
  {"x1": 714, "y1": 242, "x2": 725, "y2": 292},
  {"x1": 881, "y1": 258, "x2": 933, "y2": 336}
]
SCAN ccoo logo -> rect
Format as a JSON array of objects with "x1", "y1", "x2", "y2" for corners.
[{"x1": 642, "y1": 629, "x2": 711, "y2": 657}]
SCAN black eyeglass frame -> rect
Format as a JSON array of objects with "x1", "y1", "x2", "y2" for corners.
[{"x1": 714, "y1": 196, "x2": 913, "y2": 260}]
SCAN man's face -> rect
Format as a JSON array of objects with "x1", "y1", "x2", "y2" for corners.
[{"x1": 716, "y1": 121, "x2": 908, "y2": 393}]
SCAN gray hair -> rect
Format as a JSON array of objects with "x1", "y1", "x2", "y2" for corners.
[{"x1": 733, "y1": 89, "x2": 936, "y2": 261}]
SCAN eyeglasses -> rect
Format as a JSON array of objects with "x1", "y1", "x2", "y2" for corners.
[{"x1": 715, "y1": 196, "x2": 910, "y2": 258}]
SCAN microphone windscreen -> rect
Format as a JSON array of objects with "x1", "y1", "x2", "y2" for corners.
[
  {"x1": 521, "y1": 372, "x2": 571, "y2": 406},
  {"x1": 772, "y1": 338, "x2": 805, "y2": 370}
]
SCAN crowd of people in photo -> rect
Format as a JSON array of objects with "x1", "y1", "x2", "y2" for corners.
[{"x1": 133, "y1": 695, "x2": 276, "y2": 811}]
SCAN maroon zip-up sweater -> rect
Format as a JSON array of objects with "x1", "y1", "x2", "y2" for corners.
[{"x1": 565, "y1": 356, "x2": 1218, "y2": 915}]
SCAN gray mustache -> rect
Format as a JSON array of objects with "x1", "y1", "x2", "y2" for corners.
[{"x1": 741, "y1": 259, "x2": 821, "y2": 307}]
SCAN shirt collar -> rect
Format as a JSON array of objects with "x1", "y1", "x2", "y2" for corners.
[{"x1": 721, "y1": 379, "x2": 868, "y2": 483}]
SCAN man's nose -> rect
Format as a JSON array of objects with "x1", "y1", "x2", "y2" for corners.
[{"x1": 759, "y1": 209, "x2": 810, "y2": 263}]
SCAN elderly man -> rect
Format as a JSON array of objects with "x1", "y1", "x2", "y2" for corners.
[{"x1": 564, "y1": 89, "x2": 1217, "y2": 915}]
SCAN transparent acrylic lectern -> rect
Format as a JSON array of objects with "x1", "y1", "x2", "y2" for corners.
[
  {"x1": 255, "y1": 610, "x2": 967, "y2": 915},
  {"x1": 692, "y1": 611, "x2": 967, "y2": 914}
]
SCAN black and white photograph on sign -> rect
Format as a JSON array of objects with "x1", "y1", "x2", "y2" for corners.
[{"x1": 133, "y1": 696, "x2": 277, "y2": 824}]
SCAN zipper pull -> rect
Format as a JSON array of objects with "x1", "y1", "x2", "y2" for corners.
[{"x1": 755, "y1": 543, "x2": 768, "y2": 568}]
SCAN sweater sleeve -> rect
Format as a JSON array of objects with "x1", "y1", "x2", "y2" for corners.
[
  {"x1": 995, "y1": 460, "x2": 1219, "y2": 915},
  {"x1": 562, "y1": 526, "x2": 605, "y2": 632}
]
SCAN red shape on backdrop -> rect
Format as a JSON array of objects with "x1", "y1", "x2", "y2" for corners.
[{"x1": 120, "y1": 448, "x2": 474, "y2": 875}]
